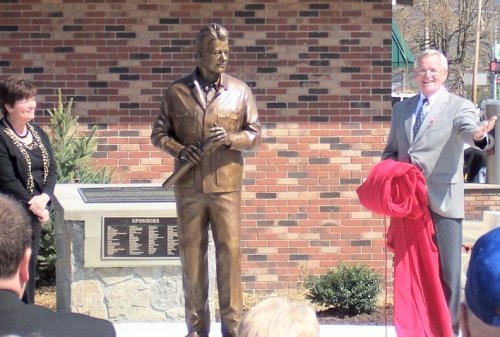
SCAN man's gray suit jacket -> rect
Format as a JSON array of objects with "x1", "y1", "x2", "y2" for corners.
[{"x1": 382, "y1": 90, "x2": 484, "y2": 219}]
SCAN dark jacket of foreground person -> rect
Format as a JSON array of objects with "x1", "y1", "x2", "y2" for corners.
[{"x1": 0, "y1": 290, "x2": 116, "y2": 337}]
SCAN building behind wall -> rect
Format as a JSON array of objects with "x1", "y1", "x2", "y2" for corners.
[{"x1": 2, "y1": 0, "x2": 496, "y2": 296}]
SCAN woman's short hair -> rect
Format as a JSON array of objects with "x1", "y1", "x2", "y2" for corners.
[{"x1": 0, "y1": 76, "x2": 37, "y2": 116}]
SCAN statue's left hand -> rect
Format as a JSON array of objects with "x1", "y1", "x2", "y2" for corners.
[{"x1": 210, "y1": 124, "x2": 231, "y2": 147}]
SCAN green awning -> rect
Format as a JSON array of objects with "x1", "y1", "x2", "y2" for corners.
[{"x1": 392, "y1": 20, "x2": 414, "y2": 68}]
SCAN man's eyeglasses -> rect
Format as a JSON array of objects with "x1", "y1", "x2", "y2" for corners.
[{"x1": 416, "y1": 68, "x2": 443, "y2": 76}]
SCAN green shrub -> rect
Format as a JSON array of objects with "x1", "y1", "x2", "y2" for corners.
[
  {"x1": 37, "y1": 90, "x2": 113, "y2": 286},
  {"x1": 304, "y1": 262, "x2": 382, "y2": 316}
]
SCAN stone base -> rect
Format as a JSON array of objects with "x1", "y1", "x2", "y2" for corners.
[{"x1": 53, "y1": 183, "x2": 216, "y2": 322}]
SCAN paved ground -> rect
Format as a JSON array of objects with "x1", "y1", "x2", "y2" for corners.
[
  {"x1": 110, "y1": 215, "x2": 494, "y2": 337},
  {"x1": 113, "y1": 321, "x2": 397, "y2": 337}
]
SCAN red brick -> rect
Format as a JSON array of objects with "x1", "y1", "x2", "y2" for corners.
[{"x1": 0, "y1": 0, "x2": 441, "y2": 295}]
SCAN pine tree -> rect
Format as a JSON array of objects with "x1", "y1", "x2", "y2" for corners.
[
  {"x1": 46, "y1": 89, "x2": 113, "y2": 183},
  {"x1": 37, "y1": 89, "x2": 113, "y2": 286}
]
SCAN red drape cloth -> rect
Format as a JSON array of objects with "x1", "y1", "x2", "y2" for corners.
[{"x1": 356, "y1": 160, "x2": 452, "y2": 337}]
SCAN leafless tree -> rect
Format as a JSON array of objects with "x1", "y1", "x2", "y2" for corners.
[{"x1": 395, "y1": 0, "x2": 498, "y2": 97}]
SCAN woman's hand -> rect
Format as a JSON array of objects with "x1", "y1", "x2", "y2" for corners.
[
  {"x1": 35, "y1": 208, "x2": 50, "y2": 224},
  {"x1": 28, "y1": 193, "x2": 50, "y2": 214},
  {"x1": 28, "y1": 194, "x2": 50, "y2": 223}
]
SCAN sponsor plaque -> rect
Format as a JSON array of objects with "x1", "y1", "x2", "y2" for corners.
[{"x1": 103, "y1": 216, "x2": 179, "y2": 259}]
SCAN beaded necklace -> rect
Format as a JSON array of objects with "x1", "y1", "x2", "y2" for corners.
[
  {"x1": 2, "y1": 121, "x2": 50, "y2": 195},
  {"x1": 4, "y1": 117, "x2": 30, "y2": 139}
]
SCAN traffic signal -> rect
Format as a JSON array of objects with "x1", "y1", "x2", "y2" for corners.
[
  {"x1": 490, "y1": 60, "x2": 500, "y2": 74},
  {"x1": 497, "y1": 74, "x2": 500, "y2": 100}
]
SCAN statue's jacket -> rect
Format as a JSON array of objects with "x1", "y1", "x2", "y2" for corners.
[{"x1": 151, "y1": 70, "x2": 261, "y2": 193}]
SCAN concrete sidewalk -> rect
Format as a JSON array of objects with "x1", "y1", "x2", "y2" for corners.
[{"x1": 113, "y1": 321, "x2": 397, "y2": 337}]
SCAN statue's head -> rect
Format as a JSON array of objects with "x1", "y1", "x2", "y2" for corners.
[{"x1": 195, "y1": 23, "x2": 230, "y2": 83}]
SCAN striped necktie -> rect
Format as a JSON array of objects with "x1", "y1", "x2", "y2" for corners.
[{"x1": 413, "y1": 97, "x2": 429, "y2": 138}]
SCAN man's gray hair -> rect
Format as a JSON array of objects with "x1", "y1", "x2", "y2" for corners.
[{"x1": 415, "y1": 49, "x2": 449, "y2": 71}]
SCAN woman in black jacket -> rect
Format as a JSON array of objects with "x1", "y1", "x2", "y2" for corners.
[{"x1": 0, "y1": 76, "x2": 56, "y2": 304}]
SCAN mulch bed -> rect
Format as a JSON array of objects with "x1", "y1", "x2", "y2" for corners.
[
  {"x1": 36, "y1": 286, "x2": 394, "y2": 325},
  {"x1": 316, "y1": 304, "x2": 394, "y2": 325}
]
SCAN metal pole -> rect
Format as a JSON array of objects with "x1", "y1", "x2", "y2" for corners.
[
  {"x1": 424, "y1": 1, "x2": 430, "y2": 49},
  {"x1": 486, "y1": 100, "x2": 500, "y2": 184},
  {"x1": 493, "y1": 121, "x2": 500, "y2": 183},
  {"x1": 472, "y1": 0, "x2": 483, "y2": 105}
]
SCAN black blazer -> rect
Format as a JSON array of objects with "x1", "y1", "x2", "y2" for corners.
[
  {"x1": 0, "y1": 290, "x2": 116, "y2": 337},
  {"x1": 0, "y1": 119, "x2": 57, "y2": 207}
]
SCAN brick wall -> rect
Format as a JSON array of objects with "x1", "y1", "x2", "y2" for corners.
[
  {"x1": 465, "y1": 185, "x2": 500, "y2": 221},
  {"x1": 1, "y1": 0, "x2": 395, "y2": 293}
]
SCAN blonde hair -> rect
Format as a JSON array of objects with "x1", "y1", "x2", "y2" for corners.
[{"x1": 237, "y1": 297, "x2": 319, "y2": 337}]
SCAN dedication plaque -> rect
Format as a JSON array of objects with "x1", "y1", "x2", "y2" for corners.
[
  {"x1": 103, "y1": 216, "x2": 179, "y2": 259},
  {"x1": 78, "y1": 186, "x2": 175, "y2": 203}
]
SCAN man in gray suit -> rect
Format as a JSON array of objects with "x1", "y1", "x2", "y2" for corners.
[{"x1": 382, "y1": 49, "x2": 497, "y2": 336}]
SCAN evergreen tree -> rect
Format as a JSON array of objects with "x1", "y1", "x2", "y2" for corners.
[{"x1": 37, "y1": 90, "x2": 113, "y2": 286}]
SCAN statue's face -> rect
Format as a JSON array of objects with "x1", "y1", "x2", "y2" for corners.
[{"x1": 198, "y1": 39, "x2": 229, "y2": 83}]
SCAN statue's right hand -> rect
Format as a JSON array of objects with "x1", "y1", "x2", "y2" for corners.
[{"x1": 179, "y1": 145, "x2": 202, "y2": 164}]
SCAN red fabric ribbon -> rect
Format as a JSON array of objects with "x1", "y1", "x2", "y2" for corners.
[{"x1": 357, "y1": 160, "x2": 452, "y2": 337}]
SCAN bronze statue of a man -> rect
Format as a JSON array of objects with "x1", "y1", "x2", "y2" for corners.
[{"x1": 151, "y1": 23, "x2": 261, "y2": 337}]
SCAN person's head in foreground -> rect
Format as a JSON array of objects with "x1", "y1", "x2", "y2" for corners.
[
  {"x1": 237, "y1": 296, "x2": 319, "y2": 337},
  {"x1": 460, "y1": 226, "x2": 500, "y2": 337},
  {"x1": 0, "y1": 193, "x2": 32, "y2": 298}
]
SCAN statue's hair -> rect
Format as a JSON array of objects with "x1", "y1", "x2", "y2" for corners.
[{"x1": 195, "y1": 23, "x2": 229, "y2": 52}]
